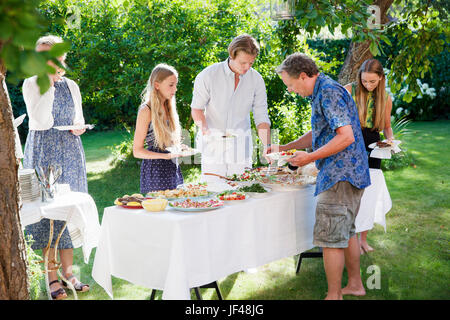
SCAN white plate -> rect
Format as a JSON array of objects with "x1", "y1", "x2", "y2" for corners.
[
  {"x1": 166, "y1": 146, "x2": 200, "y2": 157},
  {"x1": 54, "y1": 124, "x2": 95, "y2": 131},
  {"x1": 368, "y1": 139, "x2": 401, "y2": 149}
]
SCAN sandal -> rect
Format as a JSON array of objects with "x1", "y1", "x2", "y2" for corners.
[
  {"x1": 49, "y1": 280, "x2": 67, "y2": 300},
  {"x1": 61, "y1": 275, "x2": 90, "y2": 292}
]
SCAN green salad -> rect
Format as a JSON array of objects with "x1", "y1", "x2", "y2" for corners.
[{"x1": 238, "y1": 183, "x2": 267, "y2": 193}]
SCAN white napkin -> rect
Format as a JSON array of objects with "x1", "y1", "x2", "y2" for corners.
[
  {"x1": 369, "y1": 140, "x2": 402, "y2": 159},
  {"x1": 14, "y1": 114, "x2": 26, "y2": 160}
]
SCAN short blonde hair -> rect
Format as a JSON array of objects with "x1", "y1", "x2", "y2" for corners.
[
  {"x1": 36, "y1": 35, "x2": 67, "y2": 60},
  {"x1": 228, "y1": 34, "x2": 260, "y2": 59}
]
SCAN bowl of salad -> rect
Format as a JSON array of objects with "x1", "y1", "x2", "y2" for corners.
[{"x1": 237, "y1": 183, "x2": 272, "y2": 199}]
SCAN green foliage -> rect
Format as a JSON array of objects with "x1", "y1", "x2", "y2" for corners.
[
  {"x1": 0, "y1": 0, "x2": 71, "y2": 93},
  {"x1": 109, "y1": 124, "x2": 140, "y2": 167},
  {"x1": 385, "y1": 2, "x2": 449, "y2": 102},
  {"x1": 381, "y1": 115, "x2": 415, "y2": 171},
  {"x1": 38, "y1": 0, "x2": 278, "y2": 130},
  {"x1": 381, "y1": 147, "x2": 416, "y2": 171},
  {"x1": 24, "y1": 235, "x2": 44, "y2": 300}
]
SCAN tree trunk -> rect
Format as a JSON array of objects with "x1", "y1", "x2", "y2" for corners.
[
  {"x1": 0, "y1": 40, "x2": 30, "y2": 300},
  {"x1": 337, "y1": 0, "x2": 395, "y2": 85}
]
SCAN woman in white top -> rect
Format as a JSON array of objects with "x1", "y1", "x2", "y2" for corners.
[{"x1": 22, "y1": 35, "x2": 89, "y2": 299}]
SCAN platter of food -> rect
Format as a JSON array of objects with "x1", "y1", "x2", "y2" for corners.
[
  {"x1": 168, "y1": 198, "x2": 224, "y2": 212},
  {"x1": 259, "y1": 174, "x2": 315, "y2": 191},
  {"x1": 216, "y1": 190, "x2": 248, "y2": 204},
  {"x1": 114, "y1": 193, "x2": 150, "y2": 209},
  {"x1": 146, "y1": 187, "x2": 214, "y2": 200}
]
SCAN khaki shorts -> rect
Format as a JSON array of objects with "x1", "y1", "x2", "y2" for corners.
[{"x1": 313, "y1": 181, "x2": 364, "y2": 248}]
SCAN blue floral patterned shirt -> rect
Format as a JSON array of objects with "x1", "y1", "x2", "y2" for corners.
[{"x1": 309, "y1": 73, "x2": 370, "y2": 196}]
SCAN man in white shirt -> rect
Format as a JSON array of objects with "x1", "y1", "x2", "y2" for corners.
[{"x1": 191, "y1": 34, "x2": 271, "y2": 181}]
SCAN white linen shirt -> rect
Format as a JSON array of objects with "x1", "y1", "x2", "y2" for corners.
[
  {"x1": 191, "y1": 59, "x2": 270, "y2": 132},
  {"x1": 22, "y1": 76, "x2": 84, "y2": 130}
]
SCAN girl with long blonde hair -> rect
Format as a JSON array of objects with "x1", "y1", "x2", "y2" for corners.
[
  {"x1": 133, "y1": 64, "x2": 183, "y2": 193},
  {"x1": 345, "y1": 59, "x2": 394, "y2": 255}
]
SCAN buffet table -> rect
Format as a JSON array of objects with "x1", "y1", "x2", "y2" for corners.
[{"x1": 92, "y1": 185, "x2": 317, "y2": 300}]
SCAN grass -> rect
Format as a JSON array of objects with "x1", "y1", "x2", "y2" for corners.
[{"x1": 32, "y1": 120, "x2": 450, "y2": 300}]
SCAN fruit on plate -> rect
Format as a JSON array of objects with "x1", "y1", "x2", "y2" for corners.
[
  {"x1": 217, "y1": 191, "x2": 247, "y2": 201},
  {"x1": 142, "y1": 198, "x2": 168, "y2": 212}
]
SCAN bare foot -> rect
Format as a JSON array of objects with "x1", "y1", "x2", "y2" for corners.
[
  {"x1": 361, "y1": 242, "x2": 374, "y2": 253},
  {"x1": 324, "y1": 294, "x2": 343, "y2": 300},
  {"x1": 342, "y1": 285, "x2": 366, "y2": 296}
]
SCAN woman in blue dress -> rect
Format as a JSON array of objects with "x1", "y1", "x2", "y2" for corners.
[
  {"x1": 133, "y1": 64, "x2": 183, "y2": 194},
  {"x1": 23, "y1": 35, "x2": 89, "y2": 299}
]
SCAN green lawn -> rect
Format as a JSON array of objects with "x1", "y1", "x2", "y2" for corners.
[{"x1": 33, "y1": 120, "x2": 450, "y2": 300}]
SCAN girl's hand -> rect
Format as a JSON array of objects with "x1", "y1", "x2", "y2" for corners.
[
  {"x1": 71, "y1": 129, "x2": 86, "y2": 136},
  {"x1": 165, "y1": 153, "x2": 182, "y2": 159}
]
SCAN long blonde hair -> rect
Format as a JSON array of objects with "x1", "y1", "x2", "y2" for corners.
[
  {"x1": 355, "y1": 59, "x2": 387, "y2": 131},
  {"x1": 140, "y1": 64, "x2": 181, "y2": 150}
]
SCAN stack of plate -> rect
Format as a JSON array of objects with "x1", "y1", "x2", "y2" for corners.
[{"x1": 18, "y1": 169, "x2": 41, "y2": 203}]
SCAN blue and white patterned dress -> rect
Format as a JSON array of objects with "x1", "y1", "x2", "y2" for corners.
[
  {"x1": 23, "y1": 78, "x2": 87, "y2": 250},
  {"x1": 140, "y1": 106, "x2": 183, "y2": 194}
]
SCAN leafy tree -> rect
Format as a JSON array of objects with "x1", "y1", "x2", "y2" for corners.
[
  {"x1": 0, "y1": 0, "x2": 70, "y2": 299},
  {"x1": 285, "y1": 0, "x2": 448, "y2": 101}
]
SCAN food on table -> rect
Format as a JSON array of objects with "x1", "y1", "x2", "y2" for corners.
[
  {"x1": 126, "y1": 201, "x2": 141, "y2": 207},
  {"x1": 114, "y1": 194, "x2": 148, "y2": 206},
  {"x1": 141, "y1": 198, "x2": 168, "y2": 212},
  {"x1": 228, "y1": 168, "x2": 267, "y2": 181},
  {"x1": 179, "y1": 182, "x2": 208, "y2": 191},
  {"x1": 238, "y1": 183, "x2": 268, "y2": 193},
  {"x1": 217, "y1": 190, "x2": 247, "y2": 201},
  {"x1": 147, "y1": 187, "x2": 209, "y2": 199},
  {"x1": 260, "y1": 173, "x2": 316, "y2": 188},
  {"x1": 170, "y1": 198, "x2": 223, "y2": 209}
]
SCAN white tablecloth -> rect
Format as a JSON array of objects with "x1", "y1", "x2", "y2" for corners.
[
  {"x1": 20, "y1": 191, "x2": 101, "y2": 263},
  {"x1": 355, "y1": 169, "x2": 392, "y2": 233},
  {"x1": 92, "y1": 185, "x2": 317, "y2": 300}
]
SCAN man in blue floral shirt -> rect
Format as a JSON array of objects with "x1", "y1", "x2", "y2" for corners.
[{"x1": 271, "y1": 53, "x2": 370, "y2": 300}]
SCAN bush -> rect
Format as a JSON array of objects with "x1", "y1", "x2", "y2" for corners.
[
  {"x1": 109, "y1": 124, "x2": 141, "y2": 168},
  {"x1": 25, "y1": 235, "x2": 44, "y2": 300}
]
